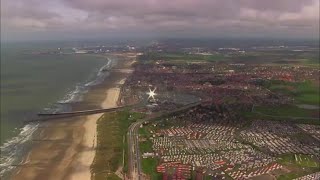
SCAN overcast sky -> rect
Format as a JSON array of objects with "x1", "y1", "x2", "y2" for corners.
[{"x1": 1, "y1": 0, "x2": 319, "y2": 41}]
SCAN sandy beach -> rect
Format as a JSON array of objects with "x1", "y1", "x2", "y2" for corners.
[
  {"x1": 12, "y1": 55, "x2": 133, "y2": 180},
  {"x1": 68, "y1": 87, "x2": 121, "y2": 180}
]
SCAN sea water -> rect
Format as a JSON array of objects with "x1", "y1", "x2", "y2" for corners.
[{"x1": 0, "y1": 42, "x2": 114, "y2": 178}]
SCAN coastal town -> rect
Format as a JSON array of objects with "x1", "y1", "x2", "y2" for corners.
[
  {"x1": 45, "y1": 40, "x2": 320, "y2": 180},
  {"x1": 115, "y1": 41, "x2": 319, "y2": 180},
  {"x1": 6, "y1": 41, "x2": 319, "y2": 180},
  {"x1": 2, "y1": 0, "x2": 320, "y2": 180}
]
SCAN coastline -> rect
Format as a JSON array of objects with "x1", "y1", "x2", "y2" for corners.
[
  {"x1": 67, "y1": 87, "x2": 121, "y2": 180},
  {"x1": 11, "y1": 54, "x2": 134, "y2": 180}
]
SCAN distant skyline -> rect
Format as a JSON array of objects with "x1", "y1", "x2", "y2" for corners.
[{"x1": 1, "y1": 0, "x2": 319, "y2": 42}]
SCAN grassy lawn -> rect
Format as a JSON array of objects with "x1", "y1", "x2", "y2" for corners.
[
  {"x1": 139, "y1": 52, "x2": 224, "y2": 62},
  {"x1": 302, "y1": 56, "x2": 320, "y2": 67},
  {"x1": 268, "y1": 80, "x2": 320, "y2": 105},
  {"x1": 242, "y1": 111, "x2": 320, "y2": 125},
  {"x1": 277, "y1": 173, "x2": 304, "y2": 180},
  {"x1": 277, "y1": 169, "x2": 319, "y2": 180},
  {"x1": 294, "y1": 81, "x2": 320, "y2": 105},
  {"x1": 294, "y1": 155, "x2": 319, "y2": 168},
  {"x1": 296, "y1": 94, "x2": 319, "y2": 105},
  {"x1": 269, "y1": 84, "x2": 296, "y2": 95},
  {"x1": 138, "y1": 126, "x2": 162, "y2": 179},
  {"x1": 254, "y1": 105, "x2": 317, "y2": 117},
  {"x1": 138, "y1": 125, "x2": 151, "y2": 136},
  {"x1": 139, "y1": 139, "x2": 153, "y2": 153},
  {"x1": 138, "y1": 126, "x2": 154, "y2": 153},
  {"x1": 141, "y1": 158, "x2": 162, "y2": 180},
  {"x1": 91, "y1": 111, "x2": 144, "y2": 180},
  {"x1": 278, "y1": 154, "x2": 319, "y2": 168},
  {"x1": 123, "y1": 135, "x2": 128, "y2": 173},
  {"x1": 277, "y1": 154, "x2": 320, "y2": 180}
]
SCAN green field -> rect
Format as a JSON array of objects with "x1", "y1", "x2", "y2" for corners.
[
  {"x1": 277, "y1": 154, "x2": 320, "y2": 180},
  {"x1": 278, "y1": 173, "x2": 305, "y2": 180},
  {"x1": 278, "y1": 154, "x2": 319, "y2": 168},
  {"x1": 139, "y1": 139, "x2": 153, "y2": 153},
  {"x1": 242, "y1": 110, "x2": 320, "y2": 125},
  {"x1": 254, "y1": 105, "x2": 318, "y2": 118},
  {"x1": 91, "y1": 111, "x2": 144, "y2": 180},
  {"x1": 138, "y1": 126, "x2": 162, "y2": 179},
  {"x1": 141, "y1": 158, "x2": 162, "y2": 180},
  {"x1": 138, "y1": 52, "x2": 224, "y2": 62},
  {"x1": 268, "y1": 80, "x2": 320, "y2": 105}
]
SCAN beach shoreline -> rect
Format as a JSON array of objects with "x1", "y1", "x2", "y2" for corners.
[
  {"x1": 67, "y1": 87, "x2": 121, "y2": 180},
  {"x1": 11, "y1": 54, "x2": 135, "y2": 180}
]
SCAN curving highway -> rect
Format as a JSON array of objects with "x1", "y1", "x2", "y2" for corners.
[{"x1": 127, "y1": 102, "x2": 201, "y2": 179}]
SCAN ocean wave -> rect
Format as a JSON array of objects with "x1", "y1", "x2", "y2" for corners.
[
  {"x1": 59, "y1": 58, "x2": 113, "y2": 104},
  {"x1": 85, "y1": 58, "x2": 112, "y2": 87},
  {"x1": 52, "y1": 58, "x2": 114, "y2": 109},
  {"x1": 57, "y1": 84, "x2": 88, "y2": 104},
  {"x1": 0, "y1": 123, "x2": 39, "y2": 178},
  {"x1": 0, "y1": 57, "x2": 115, "y2": 178}
]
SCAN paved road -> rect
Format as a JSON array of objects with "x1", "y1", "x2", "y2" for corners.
[
  {"x1": 127, "y1": 120, "x2": 144, "y2": 180},
  {"x1": 127, "y1": 102, "x2": 201, "y2": 179}
]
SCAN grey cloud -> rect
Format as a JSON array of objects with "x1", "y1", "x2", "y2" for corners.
[
  {"x1": 1, "y1": 0, "x2": 61, "y2": 19},
  {"x1": 240, "y1": 0, "x2": 315, "y2": 12},
  {"x1": 1, "y1": 0, "x2": 319, "y2": 41},
  {"x1": 59, "y1": 0, "x2": 320, "y2": 32}
]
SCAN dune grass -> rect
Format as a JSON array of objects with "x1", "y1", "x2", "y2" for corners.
[{"x1": 91, "y1": 111, "x2": 144, "y2": 180}]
